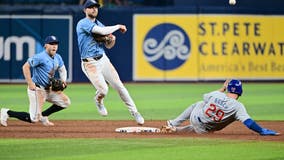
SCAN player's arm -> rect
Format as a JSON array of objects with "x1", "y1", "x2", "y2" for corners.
[
  {"x1": 58, "y1": 65, "x2": 67, "y2": 82},
  {"x1": 58, "y1": 56, "x2": 67, "y2": 88},
  {"x1": 243, "y1": 119, "x2": 279, "y2": 136},
  {"x1": 92, "y1": 24, "x2": 126, "y2": 35},
  {"x1": 236, "y1": 104, "x2": 279, "y2": 136},
  {"x1": 22, "y1": 62, "x2": 36, "y2": 91},
  {"x1": 218, "y1": 79, "x2": 230, "y2": 92}
]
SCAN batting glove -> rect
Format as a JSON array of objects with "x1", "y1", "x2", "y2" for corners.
[{"x1": 260, "y1": 128, "x2": 279, "y2": 136}]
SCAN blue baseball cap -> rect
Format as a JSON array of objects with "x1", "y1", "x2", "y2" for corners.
[
  {"x1": 44, "y1": 35, "x2": 59, "y2": 44},
  {"x1": 84, "y1": 0, "x2": 100, "y2": 8}
]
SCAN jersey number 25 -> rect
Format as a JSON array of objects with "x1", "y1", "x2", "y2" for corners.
[{"x1": 205, "y1": 103, "x2": 224, "y2": 122}]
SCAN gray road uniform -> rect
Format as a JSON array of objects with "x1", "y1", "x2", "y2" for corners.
[{"x1": 168, "y1": 91, "x2": 250, "y2": 133}]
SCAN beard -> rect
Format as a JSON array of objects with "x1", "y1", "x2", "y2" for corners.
[{"x1": 88, "y1": 13, "x2": 97, "y2": 19}]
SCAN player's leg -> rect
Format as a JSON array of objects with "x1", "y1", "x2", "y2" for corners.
[
  {"x1": 28, "y1": 87, "x2": 55, "y2": 126},
  {"x1": 28, "y1": 88, "x2": 46, "y2": 123},
  {"x1": 176, "y1": 125, "x2": 195, "y2": 132},
  {"x1": 43, "y1": 91, "x2": 71, "y2": 125},
  {"x1": 42, "y1": 104, "x2": 65, "y2": 117},
  {"x1": 45, "y1": 91, "x2": 71, "y2": 114},
  {"x1": 101, "y1": 55, "x2": 144, "y2": 124},
  {"x1": 0, "y1": 108, "x2": 32, "y2": 127},
  {"x1": 0, "y1": 88, "x2": 45, "y2": 127},
  {"x1": 81, "y1": 60, "x2": 109, "y2": 116},
  {"x1": 167, "y1": 101, "x2": 203, "y2": 127}
]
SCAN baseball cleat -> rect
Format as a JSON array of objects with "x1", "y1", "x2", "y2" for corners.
[
  {"x1": 133, "y1": 112, "x2": 144, "y2": 125},
  {"x1": 95, "y1": 101, "x2": 108, "y2": 116},
  {"x1": 0, "y1": 108, "x2": 9, "y2": 127},
  {"x1": 40, "y1": 116, "x2": 54, "y2": 126}
]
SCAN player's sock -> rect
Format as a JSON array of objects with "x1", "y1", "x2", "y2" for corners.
[
  {"x1": 42, "y1": 104, "x2": 64, "y2": 116},
  {"x1": 7, "y1": 110, "x2": 32, "y2": 123}
]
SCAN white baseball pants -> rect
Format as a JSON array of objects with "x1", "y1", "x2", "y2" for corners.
[
  {"x1": 81, "y1": 54, "x2": 138, "y2": 114},
  {"x1": 28, "y1": 87, "x2": 71, "y2": 122}
]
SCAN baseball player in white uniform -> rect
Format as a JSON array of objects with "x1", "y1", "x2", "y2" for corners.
[
  {"x1": 0, "y1": 35, "x2": 71, "y2": 127},
  {"x1": 163, "y1": 79, "x2": 279, "y2": 136},
  {"x1": 76, "y1": 0, "x2": 144, "y2": 125}
]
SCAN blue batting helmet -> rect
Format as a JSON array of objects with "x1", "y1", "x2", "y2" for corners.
[{"x1": 227, "y1": 79, "x2": 243, "y2": 96}]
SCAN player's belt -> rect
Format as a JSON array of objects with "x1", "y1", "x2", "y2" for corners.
[
  {"x1": 82, "y1": 55, "x2": 103, "y2": 62},
  {"x1": 35, "y1": 84, "x2": 50, "y2": 90}
]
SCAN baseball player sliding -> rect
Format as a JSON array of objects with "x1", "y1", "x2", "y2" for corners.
[
  {"x1": 76, "y1": 0, "x2": 144, "y2": 125},
  {"x1": 162, "y1": 79, "x2": 279, "y2": 136},
  {"x1": 0, "y1": 36, "x2": 70, "y2": 127}
]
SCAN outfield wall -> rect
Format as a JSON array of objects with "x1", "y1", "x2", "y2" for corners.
[{"x1": 0, "y1": 0, "x2": 284, "y2": 82}]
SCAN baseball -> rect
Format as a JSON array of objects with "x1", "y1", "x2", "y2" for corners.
[{"x1": 229, "y1": 0, "x2": 236, "y2": 5}]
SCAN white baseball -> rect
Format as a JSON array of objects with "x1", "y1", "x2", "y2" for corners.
[{"x1": 229, "y1": 0, "x2": 236, "y2": 5}]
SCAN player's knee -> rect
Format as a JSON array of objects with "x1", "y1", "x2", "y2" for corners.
[
  {"x1": 98, "y1": 87, "x2": 108, "y2": 97},
  {"x1": 61, "y1": 98, "x2": 71, "y2": 108}
]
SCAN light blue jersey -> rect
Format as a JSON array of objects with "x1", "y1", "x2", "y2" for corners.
[
  {"x1": 28, "y1": 51, "x2": 64, "y2": 87},
  {"x1": 76, "y1": 18, "x2": 105, "y2": 59}
]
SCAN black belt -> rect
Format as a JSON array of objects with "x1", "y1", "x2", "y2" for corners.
[
  {"x1": 82, "y1": 55, "x2": 103, "y2": 62},
  {"x1": 35, "y1": 84, "x2": 50, "y2": 90}
]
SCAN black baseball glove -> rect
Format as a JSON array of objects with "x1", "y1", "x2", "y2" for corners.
[
  {"x1": 50, "y1": 78, "x2": 67, "y2": 91},
  {"x1": 92, "y1": 33, "x2": 113, "y2": 44}
]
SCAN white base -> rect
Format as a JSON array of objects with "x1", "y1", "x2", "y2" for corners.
[{"x1": 115, "y1": 126, "x2": 160, "y2": 133}]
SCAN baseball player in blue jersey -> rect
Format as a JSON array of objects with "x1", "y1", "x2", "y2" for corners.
[
  {"x1": 162, "y1": 79, "x2": 279, "y2": 136},
  {"x1": 76, "y1": 0, "x2": 144, "y2": 125},
  {"x1": 0, "y1": 35, "x2": 71, "y2": 127}
]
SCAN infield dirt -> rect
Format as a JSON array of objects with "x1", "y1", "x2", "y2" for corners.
[{"x1": 0, "y1": 120, "x2": 283, "y2": 141}]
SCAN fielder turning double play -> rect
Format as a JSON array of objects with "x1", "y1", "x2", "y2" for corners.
[
  {"x1": 76, "y1": 0, "x2": 144, "y2": 125},
  {"x1": 163, "y1": 79, "x2": 279, "y2": 136}
]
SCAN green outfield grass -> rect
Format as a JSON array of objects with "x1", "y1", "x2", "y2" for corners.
[
  {"x1": 1, "y1": 83, "x2": 284, "y2": 120},
  {"x1": 0, "y1": 138, "x2": 283, "y2": 160},
  {"x1": 0, "y1": 83, "x2": 283, "y2": 160}
]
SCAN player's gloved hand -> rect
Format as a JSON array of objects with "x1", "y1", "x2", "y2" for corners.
[
  {"x1": 92, "y1": 33, "x2": 114, "y2": 44},
  {"x1": 50, "y1": 78, "x2": 66, "y2": 91},
  {"x1": 260, "y1": 128, "x2": 279, "y2": 136}
]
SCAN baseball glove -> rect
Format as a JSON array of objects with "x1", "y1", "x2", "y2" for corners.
[
  {"x1": 92, "y1": 33, "x2": 113, "y2": 44},
  {"x1": 50, "y1": 78, "x2": 66, "y2": 91},
  {"x1": 160, "y1": 126, "x2": 177, "y2": 133}
]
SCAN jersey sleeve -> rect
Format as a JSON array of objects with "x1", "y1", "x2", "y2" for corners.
[
  {"x1": 56, "y1": 54, "x2": 64, "y2": 68},
  {"x1": 27, "y1": 53, "x2": 42, "y2": 67},
  {"x1": 235, "y1": 103, "x2": 251, "y2": 122},
  {"x1": 79, "y1": 19, "x2": 96, "y2": 34}
]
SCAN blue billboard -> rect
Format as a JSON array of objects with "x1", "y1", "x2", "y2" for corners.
[{"x1": 0, "y1": 15, "x2": 73, "y2": 82}]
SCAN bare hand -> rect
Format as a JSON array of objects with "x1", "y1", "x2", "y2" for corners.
[
  {"x1": 62, "y1": 81, "x2": 67, "y2": 89},
  {"x1": 223, "y1": 79, "x2": 231, "y2": 88},
  {"x1": 219, "y1": 79, "x2": 231, "y2": 92},
  {"x1": 28, "y1": 83, "x2": 36, "y2": 91},
  {"x1": 119, "y1": 25, "x2": 127, "y2": 33}
]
